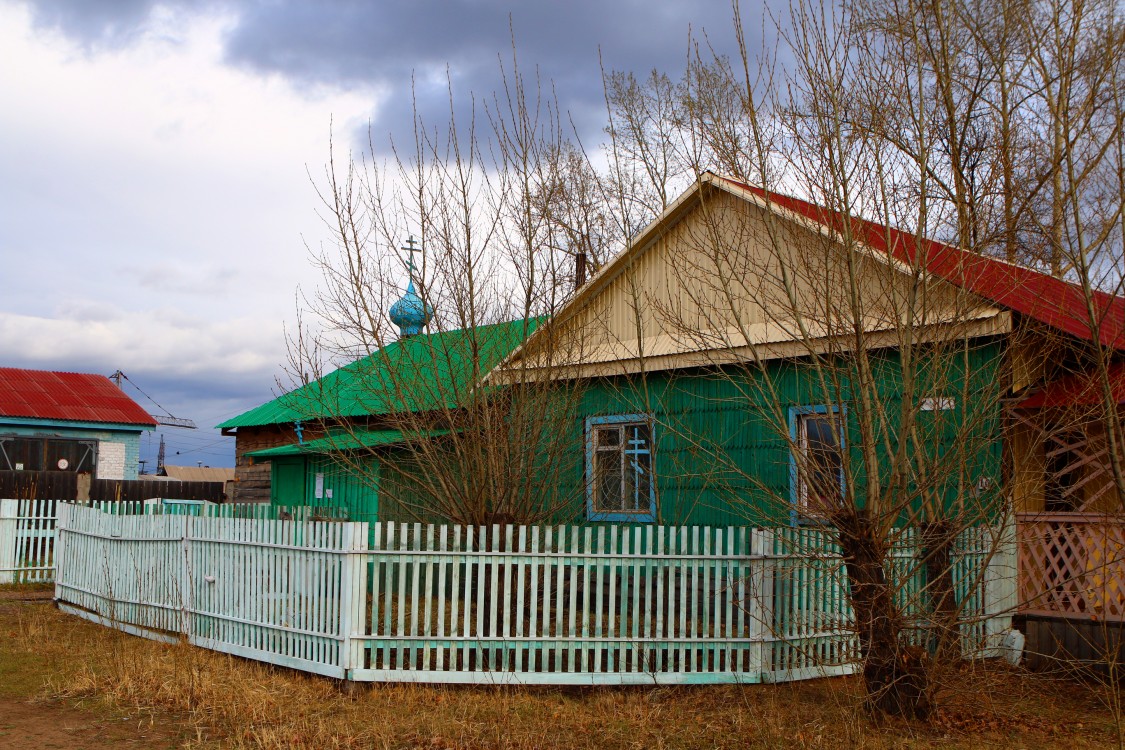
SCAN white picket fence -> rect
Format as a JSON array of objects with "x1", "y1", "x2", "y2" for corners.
[
  {"x1": 0, "y1": 499, "x2": 359, "y2": 586},
  {"x1": 52, "y1": 502, "x2": 1017, "y2": 685},
  {"x1": 0, "y1": 499, "x2": 57, "y2": 584}
]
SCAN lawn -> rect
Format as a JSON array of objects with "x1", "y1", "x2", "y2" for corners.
[{"x1": 0, "y1": 594, "x2": 1121, "y2": 749}]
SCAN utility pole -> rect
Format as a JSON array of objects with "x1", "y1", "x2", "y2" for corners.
[
  {"x1": 157, "y1": 434, "x2": 166, "y2": 475},
  {"x1": 106, "y1": 370, "x2": 197, "y2": 429}
]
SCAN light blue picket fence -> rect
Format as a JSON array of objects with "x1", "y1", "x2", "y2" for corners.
[
  {"x1": 0, "y1": 498, "x2": 361, "y2": 586},
  {"x1": 0, "y1": 498, "x2": 57, "y2": 584},
  {"x1": 52, "y1": 502, "x2": 1017, "y2": 685}
]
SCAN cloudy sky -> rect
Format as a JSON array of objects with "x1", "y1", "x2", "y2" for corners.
[{"x1": 0, "y1": 0, "x2": 746, "y2": 470}]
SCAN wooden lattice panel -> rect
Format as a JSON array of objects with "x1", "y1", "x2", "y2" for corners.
[
  {"x1": 1009, "y1": 409, "x2": 1121, "y2": 514},
  {"x1": 1018, "y1": 514, "x2": 1125, "y2": 621}
]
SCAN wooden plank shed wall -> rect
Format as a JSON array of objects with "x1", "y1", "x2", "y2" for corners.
[{"x1": 269, "y1": 455, "x2": 380, "y2": 526}]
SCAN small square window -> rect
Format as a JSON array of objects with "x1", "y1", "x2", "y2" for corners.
[{"x1": 586, "y1": 415, "x2": 655, "y2": 522}]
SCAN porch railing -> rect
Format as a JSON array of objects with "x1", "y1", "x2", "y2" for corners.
[{"x1": 1017, "y1": 512, "x2": 1125, "y2": 621}]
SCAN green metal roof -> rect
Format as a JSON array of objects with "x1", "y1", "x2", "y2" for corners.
[
  {"x1": 218, "y1": 318, "x2": 542, "y2": 430},
  {"x1": 246, "y1": 428, "x2": 451, "y2": 457}
]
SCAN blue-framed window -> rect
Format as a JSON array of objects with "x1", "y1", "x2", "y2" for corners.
[
  {"x1": 788, "y1": 405, "x2": 845, "y2": 524},
  {"x1": 586, "y1": 414, "x2": 656, "y2": 522}
]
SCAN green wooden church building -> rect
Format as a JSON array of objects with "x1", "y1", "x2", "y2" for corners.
[{"x1": 217, "y1": 314, "x2": 541, "y2": 523}]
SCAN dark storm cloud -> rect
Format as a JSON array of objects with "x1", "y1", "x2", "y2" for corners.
[
  {"x1": 21, "y1": 0, "x2": 746, "y2": 144},
  {"x1": 11, "y1": 0, "x2": 767, "y2": 470},
  {"x1": 223, "y1": 0, "x2": 737, "y2": 143}
]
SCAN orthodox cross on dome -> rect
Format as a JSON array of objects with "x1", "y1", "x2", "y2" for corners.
[
  {"x1": 401, "y1": 234, "x2": 422, "y2": 275},
  {"x1": 389, "y1": 235, "x2": 433, "y2": 338}
]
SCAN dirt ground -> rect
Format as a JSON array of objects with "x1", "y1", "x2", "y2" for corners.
[
  {"x1": 0, "y1": 592, "x2": 192, "y2": 749},
  {"x1": 0, "y1": 698, "x2": 188, "y2": 750}
]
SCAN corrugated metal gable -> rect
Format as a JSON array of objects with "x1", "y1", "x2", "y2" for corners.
[{"x1": 722, "y1": 177, "x2": 1125, "y2": 350}]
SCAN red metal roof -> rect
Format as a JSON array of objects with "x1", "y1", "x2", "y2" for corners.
[
  {"x1": 1017, "y1": 362, "x2": 1125, "y2": 409},
  {"x1": 0, "y1": 368, "x2": 157, "y2": 427},
  {"x1": 717, "y1": 176, "x2": 1125, "y2": 350}
]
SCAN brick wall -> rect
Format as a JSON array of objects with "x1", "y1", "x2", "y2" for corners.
[{"x1": 97, "y1": 441, "x2": 126, "y2": 480}]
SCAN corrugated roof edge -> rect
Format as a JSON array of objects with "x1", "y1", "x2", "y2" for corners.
[
  {"x1": 0, "y1": 367, "x2": 158, "y2": 427},
  {"x1": 218, "y1": 318, "x2": 544, "y2": 430},
  {"x1": 246, "y1": 428, "x2": 452, "y2": 457}
]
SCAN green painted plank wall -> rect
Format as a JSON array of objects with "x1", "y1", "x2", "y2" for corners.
[
  {"x1": 559, "y1": 339, "x2": 1006, "y2": 527},
  {"x1": 268, "y1": 339, "x2": 1005, "y2": 531},
  {"x1": 270, "y1": 455, "x2": 380, "y2": 525}
]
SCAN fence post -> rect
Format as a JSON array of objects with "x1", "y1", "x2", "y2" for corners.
[
  {"x1": 749, "y1": 528, "x2": 772, "y2": 682},
  {"x1": 337, "y1": 521, "x2": 368, "y2": 679},
  {"x1": 0, "y1": 498, "x2": 18, "y2": 584},
  {"x1": 983, "y1": 517, "x2": 1018, "y2": 656},
  {"x1": 180, "y1": 513, "x2": 193, "y2": 638},
  {"x1": 53, "y1": 502, "x2": 69, "y2": 601}
]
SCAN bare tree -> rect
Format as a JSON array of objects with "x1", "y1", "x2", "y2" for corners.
[
  {"x1": 281, "y1": 0, "x2": 1123, "y2": 721},
  {"x1": 287, "y1": 52, "x2": 600, "y2": 526},
  {"x1": 583, "y1": 0, "x2": 1123, "y2": 719}
]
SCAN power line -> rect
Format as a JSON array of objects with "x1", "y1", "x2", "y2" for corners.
[{"x1": 109, "y1": 370, "x2": 198, "y2": 429}]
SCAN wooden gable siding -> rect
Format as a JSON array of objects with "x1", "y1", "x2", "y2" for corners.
[{"x1": 502, "y1": 184, "x2": 1006, "y2": 381}]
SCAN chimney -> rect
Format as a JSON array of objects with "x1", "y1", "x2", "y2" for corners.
[{"x1": 575, "y1": 251, "x2": 588, "y2": 290}]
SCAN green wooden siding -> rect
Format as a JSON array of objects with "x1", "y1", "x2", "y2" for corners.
[
  {"x1": 270, "y1": 455, "x2": 380, "y2": 525},
  {"x1": 560, "y1": 339, "x2": 1006, "y2": 527},
  {"x1": 271, "y1": 459, "x2": 307, "y2": 506},
  {"x1": 267, "y1": 339, "x2": 1005, "y2": 530}
]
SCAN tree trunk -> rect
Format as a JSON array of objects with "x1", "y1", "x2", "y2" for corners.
[
  {"x1": 836, "y1": 513, "x2": 933, "y2": 719},
  {"x1": 921, "y1": 520, "x2": 961, "y2": 664}
]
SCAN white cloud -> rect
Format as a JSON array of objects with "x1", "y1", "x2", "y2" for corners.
[
  {"x1": 0, "y1": 308, "x2": 280, "y2": 377},
  {"x1": 0, "y1": 2, "x2": 378, "y2": 409}
]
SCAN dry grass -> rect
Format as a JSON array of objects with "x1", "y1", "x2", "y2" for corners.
[{"x1": 2, "y1": 600, "x2": 1121, "y2": 749}]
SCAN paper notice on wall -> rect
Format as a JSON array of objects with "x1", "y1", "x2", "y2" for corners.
[{"x1": 315, "y1": 472, "x2": 324, "y2": 499}]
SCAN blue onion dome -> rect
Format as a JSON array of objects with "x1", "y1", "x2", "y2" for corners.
[{"x1": 389, "y1": 277, "x2": 433, "y2": 337}]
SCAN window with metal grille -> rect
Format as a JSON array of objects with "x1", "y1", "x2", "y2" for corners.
[{"x1": 586, "y1": 415, "x2": 655, "y2": 522}]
